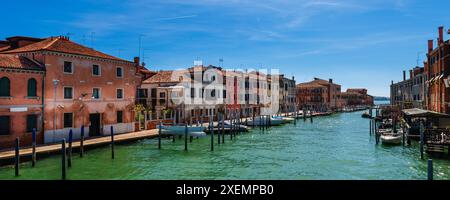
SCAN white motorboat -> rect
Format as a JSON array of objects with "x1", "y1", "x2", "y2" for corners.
[
  {"x1": 246, "y1": 116, "x2": 284, "y2": 126},
  {"x1": 380, "y1": 131, "x2": 402, "y2": 145},
  {"x1": 157, "y1": 125, "x2": 206, "y2": 136},
  {"x1": 218, "y1": 121, "x2": 249, "y2": 132},
  {"x1": 272, "y1": 116, "x2": 295, "y2": 123}
]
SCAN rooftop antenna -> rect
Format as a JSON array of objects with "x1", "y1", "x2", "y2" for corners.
[
  {"x1": 65, "y1": 33, "x2": 73, "y2": 39},
  {"x1": 417, "y1": 51, "x2": 424, "y2": 66},
  {"x1": 90, "y1": 32, "x2": 95, "y2": 48},
  {"x1": 219, "y1": 58, "x2": 223, "y2": 68},
  {"x1": 82, "y1": 34, "x2": 86, "y2": 45},
  {"x1": 138, "y1": 34, "x2": 145, "y2": 59}
]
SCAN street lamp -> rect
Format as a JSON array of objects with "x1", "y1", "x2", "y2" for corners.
[{"x1": 53, "y1": 79, "x2": 59, "y2": 143}]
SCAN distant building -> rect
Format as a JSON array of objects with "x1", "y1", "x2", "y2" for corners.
[
  {"x1": 340, "y1": 88, "x2": 374, "y2": 107},
  {"x1": 296, "y1": 78, "x2": 341, "y2": 112}
]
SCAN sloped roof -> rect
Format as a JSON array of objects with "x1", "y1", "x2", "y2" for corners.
[
  {"x1": 142, "y1": 70, "x2": 185, "y2": 84},
  {"x1": 0, "y1": 54, "x2": 43, "y2": 71},
  {"x1": 296, "y1": 81, "x2": 327, "y2": 88},
  {"x1": 0, "y1": 36, "x2": 128, "y2": 62},
  {"x1": 403, "y1": 108, "x2": 450, "y2": 118}
]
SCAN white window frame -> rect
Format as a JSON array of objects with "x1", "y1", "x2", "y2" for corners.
[
  {"x1": 63, "y1": 86, "x2": 74, "y2": 99},
  {"x1": 92, "y1": 64, "x2": 101, "y2": 76},
  {"x1": 116, "y1": 67, "x2": 124, "y2": 78},
  {"x1": 92, "y1": 87, "x2": 101, "y2": 99},
  {"x1": 63, "y1": 61, "x2": 74, "y2": 74},
  {"x1": 116, "y1": 88, "x2": 124, "y2": 99}
]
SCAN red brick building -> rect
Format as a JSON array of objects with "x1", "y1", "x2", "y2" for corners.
[
  {"x1": 0, "y1": 54, "x2": 45, "y2": 148},
  {"x1": 0, "y1": 36, "x2": 141, "y2": 147},
  {"x1": 427, "y1": 26, "x2": 450, "y2": 114},
  {"x1": 296, "y1": 78, "x2": 341, "y2": 111}
]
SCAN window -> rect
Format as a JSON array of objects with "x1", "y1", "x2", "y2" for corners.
[
  {"x1": 27, "y1": 78, "x2": 37, "y2": 97},
  {"x1": 0, "y1": 116, "x2": 10, "y2": 135},
  {"x1": 26, "y1": 114, "x2": 37, "y2": 132},
  {"x1": 117, "y1": 111, "x2": 123, "y2": 123},
  {"x1": 160, "y1": 92, "x2": 165, "y2": 98},
  {"x1": 190, "y1": 88, "x2": 195, "y2": 98},
  {"x1": 63, "y1": 61, "x2": 73, "y2": 73},
  {"x1": 63, "y1": 113, "x2": 73, "y2": 128},
  {"x1": 92, "y1": 65, "x2": 100, "y2": 76},
  {"x1": 116, "y1": 67, "x2": 123, "y2": 78},
  {"x1": 116, "y1": 89, "x2": 124, "y2": 99},
  {"x1": 0, "y1": 77, "x2": 10, "y2": 97},
  {"x1": 63, "y1": 87, "x2": 73, "y2": 99},
  {"x1": 92, "y1": 88, "x2": 100, "y2": 99},
  {"x1": 223, "y1": 90, "x2": 227, "y2": 98}
]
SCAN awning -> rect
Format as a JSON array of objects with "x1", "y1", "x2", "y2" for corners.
[{"x1": 402, "y1": 108, "x2": 450, "y2": 118}]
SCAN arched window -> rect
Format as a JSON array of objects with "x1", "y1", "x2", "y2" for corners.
[
  {"x1": 0, "y1": 77, "x2": 10, "y2": 97},
  {"x1": 27, "y1": 78, "x2": 37, "y2": 97}
]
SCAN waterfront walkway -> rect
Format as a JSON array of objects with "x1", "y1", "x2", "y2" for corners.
[{"x1": 0, "y1": 129, "x2": 160, "y2": 161}]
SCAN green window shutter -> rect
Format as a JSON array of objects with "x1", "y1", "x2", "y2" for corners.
[
  {"x1": 27, "y1": 78, "x2": 37, "y2": 97},
  {"x1": 0, "y1": 77, "x2": 10, "y2": 97}
]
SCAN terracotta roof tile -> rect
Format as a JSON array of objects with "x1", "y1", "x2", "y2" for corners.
[
  {"x1": 0, "y1": 54, "x2": 43, "y2": 70},
  {"x1": 0, "y1": 36, "x2": 128, "y2": 62},
  {"x1": 142, "y1": 70, "x2": 186, "y2": 84},
  {"x1": 297, "y1": 81, "x2": 327, "y2": 88}
]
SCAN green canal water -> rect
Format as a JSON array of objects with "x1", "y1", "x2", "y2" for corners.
[{"x1": 1, "y1": 108, "x2": 450, "y2": 180}]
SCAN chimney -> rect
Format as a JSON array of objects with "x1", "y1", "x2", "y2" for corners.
[
  {"x1": 292, "y1": 76, "x2": 295, "y2": 81},
  {"x1": 134, "y1": 57, "x2": 140, "y2": 65},
  {"x1": 329, "y1": 78, "x2": 333, "y2": 83},
  {"x1": 439, "y1": 26, "x2": 444, "y2": 44},
  {"x1": 403, "y1": 70, "x2": 406, "y2": 81},
  {"x1": 428, "y1": 40, "x2": 434, "y2": 53},
  {"x1": 409, "y1": 69, "x2": 413, "y2": 79}
]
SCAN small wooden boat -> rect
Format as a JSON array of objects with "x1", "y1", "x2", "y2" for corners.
[
  {"x1": 361, "y1": 112, "x2": 371, "y2": 118},
  {"x1": 272, "y1": 116, "x2": 295, "y2": 123}
]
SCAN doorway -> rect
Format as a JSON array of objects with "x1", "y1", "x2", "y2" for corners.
[{"x1": 89, "y1": 113, "x2": 101, "y2": 137}]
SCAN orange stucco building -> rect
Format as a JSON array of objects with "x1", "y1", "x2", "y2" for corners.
[{"x1": 0, "y1": 36, "x2": 141, "y2": 147}]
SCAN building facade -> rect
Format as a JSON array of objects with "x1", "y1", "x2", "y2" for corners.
[
  {"x1": 0, "y1": 54, "x2": 45, "y2": 147},
  {"x1": 0, "y1": 36, "x2": 141, "y2": 146}
]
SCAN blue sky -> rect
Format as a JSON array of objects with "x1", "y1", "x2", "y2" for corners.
[{"x1": 2, "y1": 0, "x2": 449, "y2": 96}]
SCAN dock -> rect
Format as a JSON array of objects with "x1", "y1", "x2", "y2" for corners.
[{"x1": 0, "y1": 129, "x2": 159, "y2": 163}]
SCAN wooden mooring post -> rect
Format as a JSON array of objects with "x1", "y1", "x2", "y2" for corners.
[
  {"x1": 110, "y1": 126, "x2": 115, "y2": 159},
  {"x1": 210, "y1": 115, "x2": 214, "y2": 151},
  {"x1": 221, "y1": 112, "x2": 225, "y2": 144},
  {"x1": 419, "y1": 122, "x2": 424, "y2": 160},
  {"x1": 61, "y1": 139, "x2": 66, "y2": 180},
  {"x1": 68, "y1": 129, "x2": 73, "y2": 168},
  {"x1": 428, "y1": 159, "x2": 433, "y2": 180},
  {"x1": 14, "y1": 137, "x2": 19, "y2": 177},
  {"x1": 32, "y1": 128, "x2": 36, "y2": 167},
  {"x1": 369, "y1": 120, "x2": 372, "y2": 135},
  {"x1": 80, "y1": 125, "x2": 84, "y2": 158},
  {"x1": 158, "y1": 122, "x2": 162, "y2": 149},
  {"x1": 218, "y1": 113, "x2": 221, "y2": 144},
  {"x1": 184, "y1": 124, "x2": 188, "y2": 151}
]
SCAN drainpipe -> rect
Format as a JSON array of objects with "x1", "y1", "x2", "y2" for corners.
[{"x1": 41, "y1": 71, "x2": 46, "y2": 144}]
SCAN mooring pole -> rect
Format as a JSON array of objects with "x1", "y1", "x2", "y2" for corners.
[
  {"x1": 184, "y1": 124, "x2": 188, "y2": 151},
  {"x1": 420, "y1": 128, "x2": 424, "y2": 160},
  {"x1": 110, "y1": 126, "x2": 115, "y2": 159},
  {"x1": 32, "y1": 128, "x2": 36, "y2": 167},
  {"x1": 68, "y1": 129, "x2": 73, "y2": 168},
  {"x1": 158, "y1": 122, "x2": 162, "y2": 149},
  {"x1": 80, "y1": 125, "x2": 84, "y2": 158},
  {"x1": 14, "y1": 137, "x2": 19, "y2": 177},
  {"x1": 221, "y1": 112, "x2": 225, "y2": 144},
  {"x1": 428, "y1": 159, "x2": 433, "y2": 180},
  {"x1": 210, "y1": 115, "x2": 214, "y2": 151},
  {"x1": 369, "y1": 120, "x2": 372, "y2": 135},
  {"x1": 61, "y1": 139, "x2": 66, "y2": 180},
  {"x1": 218, "y1": 113, "x2": 221, "y2": 144}
]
